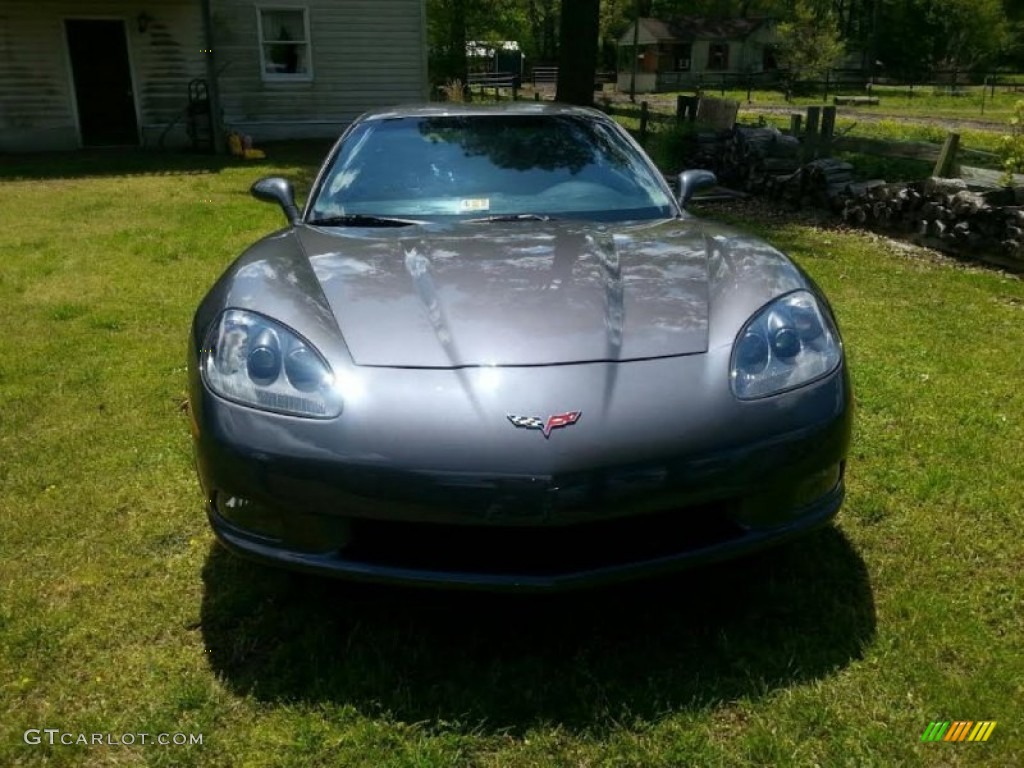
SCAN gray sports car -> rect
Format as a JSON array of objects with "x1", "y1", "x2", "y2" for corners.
[{"x1": 188, "y1": 103, "x2": 852, "y2": 591}]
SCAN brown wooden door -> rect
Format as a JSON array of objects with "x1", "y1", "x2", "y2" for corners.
[{"x1": 65, "y1": 19, "x2": 139, "y2": 146}]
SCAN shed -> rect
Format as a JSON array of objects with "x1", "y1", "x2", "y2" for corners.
[{"x1": 617, "y1": 16, "x2": 778, "y2": 94}]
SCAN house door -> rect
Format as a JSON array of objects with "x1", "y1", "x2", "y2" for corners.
[{"x1": 65, "y1": 20, "x2": 139, "y2": 146}]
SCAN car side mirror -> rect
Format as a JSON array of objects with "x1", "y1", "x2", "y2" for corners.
[
  {"x1": 677, "y1": 169, "x2": 717, "y2": 207},
  {"x1": 250, "y1": 176, "x2": 300, "y2": 225}
]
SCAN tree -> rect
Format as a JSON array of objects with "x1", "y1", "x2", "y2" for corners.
[
  {"x1": 527, "y1": 0, "x2": 561, "y2": 62},
  {"x1": 427, "y1": 0, "x2": 478, "y2": 84},
  {"x1": 873, "y1": 0, "x2": 1010, "y2": 76},
  {"x1": 556, "y1": 0, "x2": 601, "y2": 105},
  {"x1": 1003, "y1": 0, "x2": 1024, "y2": 68},
  {"x1": 775, "y1": 0, "x2": 845, "y2": 83},
  {"x1": 599, "y1": 0, "x2": 634, "y2": 70}
]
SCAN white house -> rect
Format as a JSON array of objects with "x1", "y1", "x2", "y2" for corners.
[{"x1": 0, "y1": 0, "x2": 428, "y2": 151}]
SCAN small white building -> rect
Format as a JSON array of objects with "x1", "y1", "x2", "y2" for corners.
[
  {"x1": 0, "y1": 0, "x2": 428, "y2": 152},
  {"x1": 617, "y1": 16, "x2": 778, "y2": 94}
]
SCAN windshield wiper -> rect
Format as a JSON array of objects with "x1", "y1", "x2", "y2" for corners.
[
  {"x1": 467, "y1": 213, "x2": 556, "y2": 223},
  {"x1": 307, "y1": 214, "x2": 422, "y2": 228}
]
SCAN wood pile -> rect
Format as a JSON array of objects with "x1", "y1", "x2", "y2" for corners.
[
  {"x1": 833, "y1": 96, "x2": 879, "y2": 106},
  {"x1": 683, "y1": 125, "x2": 1024, "y2": 270},
  {"x1": 767, "y1": 158, "x2": 859, "y2": 208},
  {"x1": 686, "y1": 130, "x2": 731, "y2": 172},
  {"x1": 717, "y1": 126, "x2": 801, "y2": 193},
  {"x1": 716, "y1": 127, "x2": 860, "y2": 206},
  {"x1": 838, "y1": 177, "x2": 1024, "y2": 267}
]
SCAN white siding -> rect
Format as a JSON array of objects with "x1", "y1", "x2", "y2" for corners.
[
  {"x1": 214, "y1": 0, "x2": 427, "y2": 141},
  {"x1": 1, "y1": 0, "x2": 427, "y2": 150},
  {"x1": 616, "y1": 72, "x2": 656, "y2": 94},
  {"x1": 0, "y1": 0, "x2": 204, "y2": 151},
  {"x1": 0, "y1": 2, "x2": 79, "y2": 150}
]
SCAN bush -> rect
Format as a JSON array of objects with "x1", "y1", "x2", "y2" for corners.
[
  {"x1": 999, "y1": 100, "x2": 1024, "y2": 185},
  {"x1": 646, "y1": 123, "x2": 701, "y2": 171}
]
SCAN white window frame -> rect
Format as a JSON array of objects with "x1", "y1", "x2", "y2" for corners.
[{"x1": 256, "y1": 6, "x2": 313, "y2": 82}]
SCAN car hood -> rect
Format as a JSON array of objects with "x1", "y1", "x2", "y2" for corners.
[{"x1": 296, "y1": 220, "x2": 712, "y2": 368}]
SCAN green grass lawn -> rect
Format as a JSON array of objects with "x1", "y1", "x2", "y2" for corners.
[
  {"x1": 693, "y1": 86, "x2": 1024, "y2": 123},
  {"x1": 1, "y1": 147, "x2": 1022, "y2": 767}
]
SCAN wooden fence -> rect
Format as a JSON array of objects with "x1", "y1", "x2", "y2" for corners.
[
  {"x1": 783, "y1": 105, "x2": 1008, "y2": 184},
  {"x1": 531, "y1": 67, "x2": 558, "y2": 87},
  {"x1": 606, "y1": 97, "x2": 1020, "y2": 188},
  {"x1": 648, "y1": 69, "x2": 1024, "y2": 98},
  {"x1": 466, "y1": 72, "x2": 519, "y2": 100}
]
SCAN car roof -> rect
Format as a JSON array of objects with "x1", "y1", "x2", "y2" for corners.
[{"x1": 355, "y1": 102, "x2": 610, "y2": 123}]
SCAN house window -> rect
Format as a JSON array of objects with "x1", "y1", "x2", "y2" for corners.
[
  {"x1": 707, "y1": 43, "x2": 729, "y2": 71},
  {"x1": 257, "y1": 8, "x2": 312, "y2": 80},
  {"x1": 675, "y1": 43, "x2": 692, "y2": 71}
]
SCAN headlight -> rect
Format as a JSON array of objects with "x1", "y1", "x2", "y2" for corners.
[
  {"x1": 730, "y1": 291, "x2": 841, "y2": 400},
  {"x1": 201, "y1": 309, "x2": 343, "y2": 418}
]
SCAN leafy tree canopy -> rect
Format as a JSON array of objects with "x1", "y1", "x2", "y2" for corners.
[
  {"x1": 426, "y1": 0, "x2": 1019, "y2": 86},
  {"x1": 775, "y1": 0, "x2": 845, "y2": 81},
  {"x1": 874, "y1": 0, "x2": 1010, "y2": 75}
]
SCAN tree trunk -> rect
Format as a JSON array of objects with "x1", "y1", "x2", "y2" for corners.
[
  {"x1": 528, "y1": 0, "x2": 558, "y2": 62},
  {"x1": 446, "y1": 0, "x2": 467, "y2": 84},
  {"x1": 556, "y1": 0, "x2": 600, "y2": 105}
]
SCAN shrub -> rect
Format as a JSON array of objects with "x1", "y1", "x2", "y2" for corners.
[{"x1": 999, "y1": 100, "x2": 1024, "y2": 185}]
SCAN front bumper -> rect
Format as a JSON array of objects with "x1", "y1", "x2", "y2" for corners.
[
  {"x1": 208, "y1": 478, "x2": 843, "y2": 591},
  {"x1": 190, "y1": 351, "x2": 852, "y2": 592}
]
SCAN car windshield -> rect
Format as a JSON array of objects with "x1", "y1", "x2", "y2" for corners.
[{"x1": 308, "y1": 113, "x2": 676, "y2": 223}]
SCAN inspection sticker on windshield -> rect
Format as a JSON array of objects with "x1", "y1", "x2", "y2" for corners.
[{"x1": 459, "y1": 198, "x2": 490, "y2": 213}]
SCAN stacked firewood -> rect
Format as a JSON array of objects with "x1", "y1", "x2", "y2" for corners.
[
  {"x1": 718, "y1": 127, "x2": 802, "y2": 193},
  {"x1": 763, "y1": 158, "x2": 858, "y2": 208},
  {"x1": 837, "y1": 177, "x2": 1024, "y2": 266},
  {"x1": 681, "y1": 126, "x2": 1024, "y2": 269},
  {"x1": 714, "y1": 128, "x2": 866, "y2": 208}
]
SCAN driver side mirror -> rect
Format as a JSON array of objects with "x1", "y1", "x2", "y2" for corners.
[
  {"x1": 250, "y1": 176, "x2": 301, "y2": 225},
  {"x1": 677, "y1": 169, "x2": 717, "y2": 207}
]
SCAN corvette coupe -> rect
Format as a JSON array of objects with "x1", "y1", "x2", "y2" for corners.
[{"x1": 188, "y1": 103, "x2": 852, "y2": 591}]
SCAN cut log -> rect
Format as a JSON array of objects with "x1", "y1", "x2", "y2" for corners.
[{"x1": 833, "y1": 96, "x2": 880, "y2": 106}]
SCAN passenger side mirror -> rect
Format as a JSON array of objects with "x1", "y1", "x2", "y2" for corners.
[
  {"x1": 250, "y1": 177, "x2": 300, "y2": 225},
  {"x1": 677, "y1": 169, "x2": 717, "y2": 207}
]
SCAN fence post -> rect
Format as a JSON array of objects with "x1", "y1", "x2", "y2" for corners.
[
  {"x1": 820, "y1": 106, "x2": 836, "y2": 155},
  {"x1": 790, "y1": 113, "x2": 803, "y2": 136},
  {"x1": 676, "y1": 94, "x2": 698, "y2": 122},
  {"x1": 823, "y1": 69, "x2": 830, "y2": 103},
  {"x1": 933, "y1": 132, "x2": 961, "y2": 178},
  {"x1": 534, "y1": 91, "x2": 540, "y2": 102},
  {"x1": 804, "y1": 106, "x2": 821, "y2": 161},
  {"x1": 639, "y1": 101, "x2": 649, "y2": 145}
]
